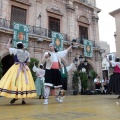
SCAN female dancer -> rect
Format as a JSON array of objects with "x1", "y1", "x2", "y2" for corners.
[
  {"x1": 0, "y1": 38, "x2": 37, "y2": 104},
  {"x1": 105, "y1": 56, "x2": 120, "y2": 98}
]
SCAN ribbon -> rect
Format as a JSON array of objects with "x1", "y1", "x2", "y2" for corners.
[{"x1": 15, "y1": 62, "x2": 29, "y2": 85}]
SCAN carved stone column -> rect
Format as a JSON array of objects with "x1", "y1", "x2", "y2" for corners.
[{"x1": 66, "y1": 0, "x2": 75, "y2": 40}]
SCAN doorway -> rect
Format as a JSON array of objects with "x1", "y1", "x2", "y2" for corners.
[{"x1": 1, "y1": 54, "x2": 14, "y2": 75}]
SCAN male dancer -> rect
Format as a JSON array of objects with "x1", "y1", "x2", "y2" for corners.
[{"x1": 42, "y1": 42, "x2": 73, "y2": 104}]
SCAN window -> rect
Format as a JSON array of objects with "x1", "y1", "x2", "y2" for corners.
[
  {"x1": 10, "y1": 6, "x2": 27, "y2": 27},
  {"x1": 79, "y1": 25, "x2": 88, "y2": 43},
  {"x1": 48, "y1": 17, "x2": 60, "y2": 32}
]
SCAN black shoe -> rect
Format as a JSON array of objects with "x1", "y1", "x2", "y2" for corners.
[
  {"x1": 39, "y1": 95, "x2": 42, "y2": 99},
  {"x1": 42, "y1": 96, "x2": 44, "y2": 99},
  {"x1": 117, "y1": 96, "x2": 120, "y2": 99},
  {"x1": 22, "y1": 101, "x2": 26, "y2": 104},
  {"x1": 10, "y1": 98, "x2": 18, "y2": 104}
]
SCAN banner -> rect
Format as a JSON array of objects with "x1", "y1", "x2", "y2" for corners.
[
  {"x1": 13, "y1": 23, "x2": 29, "y2": 49},
  {"x1": 52, "y1": 32, "x2": 63, "y2": 51},
  {"x1": 84, "y1": 39, "x2": 93, "y2": 57}
]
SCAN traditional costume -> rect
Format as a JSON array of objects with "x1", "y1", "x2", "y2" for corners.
[
  {"x1": 108, "y1": 61, "x2": 120, "y2": 94},
  {"x1": 60, "y1": 63, "x2": 74, "y2": 91},
  {"x1": 94, "y1": 76, "x2": 101, "y2": 94},
  {"x1": 0, "y1": 48, "x2": 37, "y2": 99},
  {"x1": 32, "y1": 64, "x2": 45, "y2": 99},
  {"x1": 42, "y1": 43, "x2": 70, "y2": 105},
  {"x1": 59, "y1": 63, "x2": 74, "y2": 99}
]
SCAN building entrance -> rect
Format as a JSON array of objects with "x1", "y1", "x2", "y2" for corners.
[{"x1": 1, "y1": 54, "x2": 14, "y2": 75}]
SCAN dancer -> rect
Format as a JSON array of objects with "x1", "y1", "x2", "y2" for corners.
[
  {"x1": 105, "y1": 56, "x2": 120, "y2": 98},
  {"x1": 33, "y1": 63, "x2": 45, "y2": 99},
  {"x1": 59, "y1": 62, "x2": 74, "y2": 101},
  {"x1": 42, "y1": 42, "x2": 73, "y2": 105},
  {"x1": 0, "y1": 38, "x2": 37, "y2": 104}
]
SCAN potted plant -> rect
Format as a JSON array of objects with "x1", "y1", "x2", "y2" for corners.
[
  {"x1": 72, "y1": 70, "x2": 79, "y2": 95},
  {"x1": 79, "y1": 72, "x2": 88, "y2": 95}
]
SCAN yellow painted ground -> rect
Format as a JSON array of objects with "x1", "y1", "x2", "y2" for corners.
[{"x1": 0, "y1": 95, "x2": 120, "y2": 120}]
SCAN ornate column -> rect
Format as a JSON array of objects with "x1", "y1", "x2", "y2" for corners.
[{"x1": 66, "y1": 0, "x2": 75, "y2": 40}]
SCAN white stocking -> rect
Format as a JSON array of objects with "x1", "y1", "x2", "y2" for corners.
[
  {"x1": 55, "y1": 88, "x2": 60, "y2": 97},
  {"x1": 44, "y1": 87, "x2": 50, "y2": 99}
]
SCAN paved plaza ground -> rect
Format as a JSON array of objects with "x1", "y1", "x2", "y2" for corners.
[{"x1": 0, "y1": 95, "x2": 120, "y2": 120}]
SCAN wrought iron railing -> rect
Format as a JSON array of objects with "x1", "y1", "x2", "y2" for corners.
[
  {"x1": 0, "y1": 18, "x2": 100, "y2": 48},
  {"x1": 0, "y1": 18, "x2": 67, "y2": 41},
  {"x1": 76, "y1": 37, "x2": 96, "y2": 47},
  {"x1": 79, "y1": 0, "x2": 94, "y2": 7}
]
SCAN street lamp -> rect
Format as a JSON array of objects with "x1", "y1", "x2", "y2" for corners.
[
  {"x1": 73, "y1": 57, "x2": 78, "y2": 68},
  {"x1": 73, "y1": 55, "x2": 88, "y2": 95},
  {"x1": 73, "y1": 55, "x2": 88, "y2": 72}
]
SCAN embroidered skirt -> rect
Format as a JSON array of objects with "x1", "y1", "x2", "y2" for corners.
[
  {"x1": 0, "y1": 64, "x2": 37, "y2": 98},
  {"x1": 108, "y1": 72, "x2": 120, "y2": 94},
  {"x1": 45, "y1": 69, "x2": 62, "y2": 88}
]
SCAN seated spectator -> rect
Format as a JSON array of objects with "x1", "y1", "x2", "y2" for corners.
[{"x1": 94, "y1": 75, "x2": 101, "y2": 94}]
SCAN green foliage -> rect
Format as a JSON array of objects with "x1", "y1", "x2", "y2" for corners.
[
  {"x1": 72, "y1": 70, "x2": 79, "y2": 91},
  {"x1": 0, "y1": 61, "x2": 3, "y2": 79},
  {"x1": 79, "y1": 72, "x2": 88, "y2": 90},
  {"x1": 90, "y1": 70, "x2": 97, "y2": 80},
  {"x1": 29, "y1": 58, "x2": 39, "y2": 81}
]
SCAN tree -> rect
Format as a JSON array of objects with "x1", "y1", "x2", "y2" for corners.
[
  {"x1": 29, "y1": 58, "x2": 39, "y2": 81},
  {"x1": 72, "y1": 70, "x2": 79, "y2": 95},
  {"x1": 79, "y1": 72, "x2": 88, "y2": 90},
  {"x1": 90, "y1": 70, "x2": 97, "y2": 80}
]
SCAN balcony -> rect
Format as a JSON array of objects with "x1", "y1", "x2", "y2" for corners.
[
  {"x1": 0, "y1": 18, "x2": 67, "y2": 41},
  {"x1": 76, "y1": 37, "x2": 95, "y2": 47},
  {"x1": 75, "y1": 0, "x2": 95, "y2": 7},
  {"x1": 0, "y1": 18, "x2": 100, "y2": 49}
]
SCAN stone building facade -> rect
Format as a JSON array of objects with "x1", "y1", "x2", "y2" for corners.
[
  {"x1": 110, "y1": 8, "x2": 120, "y2": 57},
  {"x1": 0, "y1": 0, "x2": 102, "y2": 93}
]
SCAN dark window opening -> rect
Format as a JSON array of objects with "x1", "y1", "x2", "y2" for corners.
[
  {"x1": 79, "y1": 25, "x2": 88, "y2": 40},
  {"x1": 48, "y1": 17, "x2": 60, "y2": 37},
  {"x1": 10, "y1": 6, "x2": 27, "y2": 28}
]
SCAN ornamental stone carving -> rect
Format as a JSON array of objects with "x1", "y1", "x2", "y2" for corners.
[
  {"x1": 46, "y1": 5, "x2": 63, "y2": 16},
  {"x1": 78, "y1": 16, "x2": 89, "y2": 24}
]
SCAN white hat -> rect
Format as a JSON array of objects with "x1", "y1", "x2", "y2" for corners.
[
  {"x1": 16, "y1": 41, "x2": 23, "y2": 45},
  {"x1": 49, "y1": 42, "x2": 55, "y2": 47}
]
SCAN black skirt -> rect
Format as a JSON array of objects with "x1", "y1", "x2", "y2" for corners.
[
  {"x1": 108, "y1": 72, "x2": 120, "y2": 94},
  {"x1": 45, "y1": 69, "x2": 62, "y2": 88},
  {"x1": 61, "y1": 77, "x2": 67, "y2": 90}
]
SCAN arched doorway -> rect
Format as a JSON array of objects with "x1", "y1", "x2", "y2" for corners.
[
  {"x1": 1, "y1": 54, "x2": 14, "y2": 75},
  {"x1": 77, "y1": 63, "x2": 93, "y2": 76},
  {"x1": 77, "y1": 63, "x2": 95, "y2": 91}
]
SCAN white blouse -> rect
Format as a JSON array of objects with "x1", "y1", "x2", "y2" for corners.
[{"x1": 9, "y1": 48, "x2": 30, "y2": 62}]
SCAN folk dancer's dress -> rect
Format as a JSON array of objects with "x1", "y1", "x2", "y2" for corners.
[
  {"x1": 60, "y1": 63, "x2": 74, "y2": 91},
  {"x1": 108, "y1": 61, "x2": 120, "y2": 94},
  {"x1": 33, "y1": 64, "x2": 45, "y2": 97},
  {"x1": 0, "y1": 48, "x2": 37, "y2": 98}
]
